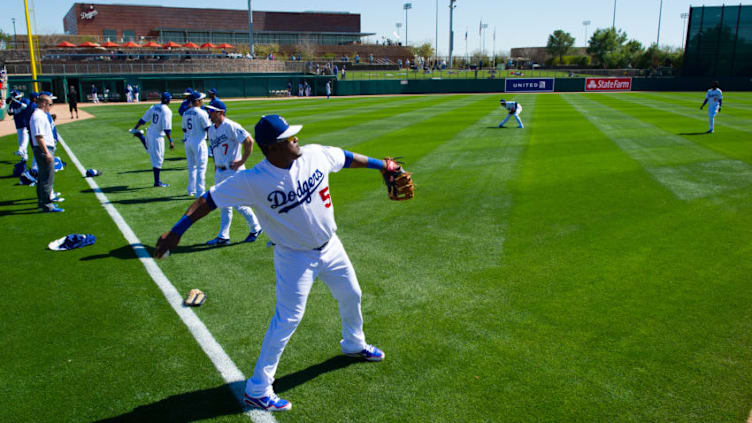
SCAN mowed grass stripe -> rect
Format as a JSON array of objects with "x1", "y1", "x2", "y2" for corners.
[
  {"x1": 628, "y1": 92, "x2": 752, "y2": 133},
  {"x1": 562, "y1": 93, "x2": 752, "y2": 200}
]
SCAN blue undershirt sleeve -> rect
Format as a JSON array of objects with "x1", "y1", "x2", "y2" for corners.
[{"x1": 343, "y1": 150, "x2": 354, "y2": 168}]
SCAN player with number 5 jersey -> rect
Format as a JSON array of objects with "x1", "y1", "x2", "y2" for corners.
[
  {"x1": 204, "y1": 99, "x2": 262, "y2": 245},
  {"x1": 182, "y1": 91, "x2": 211, "y2": 197}
]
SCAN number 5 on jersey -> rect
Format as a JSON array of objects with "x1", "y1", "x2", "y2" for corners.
[{"x1": 319, "y1": 187, "x2": 331, "y2": 208}]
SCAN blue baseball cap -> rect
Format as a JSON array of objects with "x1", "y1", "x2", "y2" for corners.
[
  {"x1": 189, "y1": 91, "x2": 206, "y2": 102},
  {"x1": 204, "y1": 98, "x2": 226, "y2": 112},
  {"x1": 208, "y1": 88, "x2": 217, "y2": 95},
  {"x1": 161, "y1": 92, "x2": 172, "y2": 102},
  {"x1": 40, "y1": 91, "x2": 58, "y2": 100},
  {"x1": 254, "y1": 114, "x2": 302, "y2": 146},
  {"x1": 183, "y1": 88, "x2": 194, "y2": 96},
  {"x1": 30, "y1": 92, "x2": 40, "y2": 100},
  {"x1": 11, "y1": 90, "x2": 23, "y2": 99}
]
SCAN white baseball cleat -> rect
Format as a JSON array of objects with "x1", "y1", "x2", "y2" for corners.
[
  {"x1": 244, "y1": 392, "x2": 291, "y2": 411},
  {"x1": 344, "y1": 344, "x2": 385, "y2": 361}
]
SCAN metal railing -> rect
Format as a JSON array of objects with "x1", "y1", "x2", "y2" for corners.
[
  {"x1": 4, "y1": 60, "x2": 304, "y2": 75},
  {"x1": 342, "y1": 68, "x2": 673, "y2": 80}
]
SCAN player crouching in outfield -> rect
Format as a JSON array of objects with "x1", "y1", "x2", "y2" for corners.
[
  {"x1": 204, "y1": 99, "x2": 263, "y2": 245},
  {"x1": 130, "y1": 92, "x2": 174, "y2": 187},
  {"x1": 499, "y1": 98, "x2": 524, "y2": 128},
  {"x1": 154, "y1": 114, "x2": 414, "y2": 412}
]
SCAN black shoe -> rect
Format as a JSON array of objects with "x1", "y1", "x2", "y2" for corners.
[
  {"x1": 206, "y1": 237, "x2": 230, "y2": 246},
  {"x1": 244, "y1": 229, "x2": 263, "y2": 243}
]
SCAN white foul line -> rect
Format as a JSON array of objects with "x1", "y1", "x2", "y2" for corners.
[{"x1": 57, "y1": 135, "x2": 276, "y2": 423}]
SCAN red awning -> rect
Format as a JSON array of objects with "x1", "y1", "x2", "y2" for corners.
[
  {"x1": 78, "y1": 41, "x2": 101, "y2": 48},
  {"x1": 163, "y1": 41, "x2": 181, "y2": 48},
  {"x1": 183, "y1": 42, "x2": 199, "y2": 48},
  {"x1": 122, "y1": 41, "x2": 141, "y2": 48},
  {"x1": 200, "y1": 42, "x2": 216, "y2": 48},
  {"x1": 102, "y1": 41, "x2": 120, "y2": 47},
  {"x1": 142, "y1": 41, "x2": 162, "y2": 48},
  {"x1": 216, "y1": 43, "x2": 234, "y2": 49},
  {"x1": 56, "y1": 41, "x2": 76, "y2": 48}
]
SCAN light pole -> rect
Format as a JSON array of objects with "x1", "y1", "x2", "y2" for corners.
[
  {"x1": 583, "y1": 20, "x2": 591, "y2": 46},
  {"x1": 435, "y1": 0, "x2": 438, "y2": 64},
  {"x1": 680, "y1": 12, "x2": 689, "y2": 49},
  {"x1": 395, "y1": 22, "x2": 402, "y2": 43},
  {"x1": 448, "y1": 0, "x2": 457, "y2": 67},
  {"x1": 612, "y1": 0, "x2": 617, "y2": 30},
  {"x1": 403, "y1": 3, "x2": 412, "y2": 47},
  {"x1": 248, "y1": 0, "x2": 254, "y2": 56},
  {"x1": 11, "y1": 17, "x2": 17, "y2": 49},
  {"x1": 481, "y1": 23, "x2": 488, "y2": 57},
  {"x1": 656, "y1": 0, "x2": 663, "y2": 46}
]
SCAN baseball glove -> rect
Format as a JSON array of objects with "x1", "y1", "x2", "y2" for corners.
[
  {"x1": 382, "y1": 157, "x2": 414, "y2": 201},
  {"x1": 184, "y1": 289, "x2": 206, "y2": 307}
]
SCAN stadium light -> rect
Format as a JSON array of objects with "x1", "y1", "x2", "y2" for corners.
[
  {"x1": 12, "y1": 17, "x2": 17, "y2": 49},
  {"x1": 656, "y1": 0, "x2": 663, "y2": 46},
  {"x1": 448, "y1": 0, "x2": 457, "y2": 67},
  {"x1": 396, "y1": 22, "x2": 402, "y2": 42},
  {"x1": 404, "y1": 3, "x2": 412, "y2": 46},
  {"x1": 583, "y1": 20, "x2": 591, "y2": 46},
  {"x1": 680, "y1": 12, "x2": 689, "y2": 49},
  {"x1": 612, "y1": 0, "x2": 617, "y2": 30},
  {"x1": 435, "y1": 0, "x2": 438, "y2": 64},
  {"x1": 248, "y1": 0, "x2": 254, "y2": 56}
]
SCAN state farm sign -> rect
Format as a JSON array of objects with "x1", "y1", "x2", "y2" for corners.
[{"x1": 585, "y1": 77, "x2": 632, "y2": 91}]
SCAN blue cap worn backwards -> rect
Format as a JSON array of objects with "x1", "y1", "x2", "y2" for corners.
[
  {"x1": 161, "y1": 92, "x2": 172, "y2": 102},
  {"x1": 254, "y1": 115, "x2": 303, "y2": 146},
  {"x1": 204, "y1": 99, "x2": 227, "y2": 113},
  {"x1": 208, "y1": 88, "x2": 217, "y2": 95}
]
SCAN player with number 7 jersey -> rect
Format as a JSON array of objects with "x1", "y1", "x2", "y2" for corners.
[{"x1": 204, "y1": 99, "x2": 262, "y2": 245}]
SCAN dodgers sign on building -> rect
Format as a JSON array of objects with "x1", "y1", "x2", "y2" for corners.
[
  {"x1": 584, "y1": 77, "x2": 632, "y2": 91},
  {"x1": 505, "y1": 78, "x2": 555, "y2": 93}
]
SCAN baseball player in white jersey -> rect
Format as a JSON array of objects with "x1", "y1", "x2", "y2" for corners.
[
  {"x1": 130, "y1": 92, "x2": 174, "y2": 187},
  {"x1": 154, "y1": 114, "x2": 416, "y2": 412},
  {"x1": 700, "y1": 81, "x2": 723, "y2": 134},
  {"x1": 182, "y1": 91, "x2": 211, "y2": 197},
  {"x1": 204, "y1": 99, "x2": 262, "y2": 245},
  {"x1": 499, "y1": 99, "x2": 524, "y2": 128}
]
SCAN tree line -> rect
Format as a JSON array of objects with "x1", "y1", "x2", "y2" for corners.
[{"x1": 547, "y1": 28, "x2": 684, "y2": 70}]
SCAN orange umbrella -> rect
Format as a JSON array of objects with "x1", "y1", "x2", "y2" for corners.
[
  {"x1": 183, "y1": 42, "x2": 199, "y2": 48},
  {"x1": 122, "y1": 41, "x2": 141, "y2": 48},
  {"x1": 79, "y1": 41, "x2": 101, "y2": 48},
  {"x1": 201, "y1": 42, "x2": 216, "y2": 49},
  {"x1": 217, "y1": 43, "x2": 234, "y2": 49},
  {"x1": 102, "y1": 41, "x2": 120, "y2": 47},
  {"x1": 57, "y1": 41, "x2": 76, "y2": 47},
  {"x1": 142, "y1": 41, "x2": 162, "y2": 48},
  {"x1": 163, "y1": 41, "x2": 181, "y2": 49}
]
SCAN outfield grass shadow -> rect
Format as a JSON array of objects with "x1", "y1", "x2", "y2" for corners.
[
  {"x1": 81, "y1": 185, "x2": 148, "y2": 194},
  {"x1": 80, "y1": 241, "x2": 245, "y2": 261},
  {"x1": 679, "y1": 132, "x2": 710, "y2": 136},
  {"x1": 164, "y1": 157, "x2": 185, "y2": 162},
  {"x1": 0, "y1": 207, "x2": 42, "y2": 216},
  {"x1": 118, "y1": 167, "x2": 187, "y2": 174},
  {"x1": 0, "y1": 198, "x2": 36, "y2": 206},
  {"x1": 273, "y1": 355, "x2": 363, "y2": 394},
  {"x1": 94, "y1": 381, "x2": 245, "y2": 423},
  {"x1": 108, "y1": 195, "x2": 187, "y2": 205}
]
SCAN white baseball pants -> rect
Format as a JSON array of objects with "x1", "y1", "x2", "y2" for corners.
[
  {"x1": 185, "y1": 140, "x2": 207, "y2": 196},
  {"x1": 147, "y1": 135, "x2": 165, "y2": 168},
  {"x1": 500, "y1": 105, "x2": 524, "y2": 128},
  {"x1": 708, "y1": 106, "x2": 719, "y2": 132},
  {"x1": 214, "y1": 168, "x2": 261, "y2": 239},
  {"x1": 17, "y1": 128, "x2": 29, "y2": 161},
  {"x1": 245, "y1": 234, "x2": 368, "y2": 397}
]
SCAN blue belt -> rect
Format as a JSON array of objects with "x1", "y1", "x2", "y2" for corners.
[{"x1": 313, "y1": 240, "x2": 329, "y2": 251}]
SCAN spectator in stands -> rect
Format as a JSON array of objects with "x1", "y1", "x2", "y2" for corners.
[
  {"x1": 68, "y1": 86, "x2": 79, "y2": 119},
  {"x1": 369, "y1": 54, "x2": 374, "y2": 64},
  {"x1": 354, "y1": 54, "x2": 360, "y2": 64}
]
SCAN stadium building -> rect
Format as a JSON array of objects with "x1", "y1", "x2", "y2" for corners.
[
  {"x1": 683, "y1": 4, "x2": 752, "y2": 77},
  {"x1": 63, "y1": 3, "x2": 374, "y2": 46}
]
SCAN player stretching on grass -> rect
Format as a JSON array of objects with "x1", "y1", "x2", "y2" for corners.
[
  {"x1": 498, "y1": 98, "x2": 524, "y2": 128},
  {"x1": 154, "y1": 114, "x2": 414, "y2": 412},
  {"x1": 700, "y1": 81, "x2": 723, "y2": 134}
]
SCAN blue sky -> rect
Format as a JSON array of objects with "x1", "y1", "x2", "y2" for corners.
[{"x1": 0, "y1": 1, "x2": 734, "y2": 55}]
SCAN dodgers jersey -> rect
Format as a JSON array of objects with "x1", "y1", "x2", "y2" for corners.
[
  {"x1": 7, "y1": 98, "x2": 31, "y2": 129},
  {"x1": 705, "y1": 88, "x2": 723, "y2": 111},
  {"x1": 208, "y1": 117, "x2": 251, "y2": 169},
  {"x1": 210, "y1": 144, "x2": 344, "y2": 250},
  {"x1": 503, "y1": 101, "x2": 520, "y2": 113},
  {"x1": 182, "y1": 107, "x2": 211, "y2": 144},
  {"x1": 141, "y1": 104, "x2": 172, "y2": 139}
]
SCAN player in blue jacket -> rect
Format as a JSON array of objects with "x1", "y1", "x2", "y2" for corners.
[
  {"x1": 6, "y1": 90, "x2": 33, "y2": 163},
  {"x1": 178, "y1": 88, "x2": 193, "y2": 116}
]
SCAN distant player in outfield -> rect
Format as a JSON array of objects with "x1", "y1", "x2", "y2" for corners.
[
  {"x1": 498, "y1": 99, "x2": 524, "y2": 128},
  {"x1": 204, "y1": 98, "x2": 263, "y2": 245},
  {"x1": 700, "y1": 81, "x2": 722, "y2": 134},
  {"x1": 130, "y1": 92, "x2": 174, "y2": 187},
  {"x1": 182, "y1": 91, "x2": 211, "y2": 197}
]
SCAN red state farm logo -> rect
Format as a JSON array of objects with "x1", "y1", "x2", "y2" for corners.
[{"x1": 585, "y1": 78, "x2": 632, "y2": 91}]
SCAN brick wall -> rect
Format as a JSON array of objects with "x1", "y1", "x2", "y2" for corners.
[{"x1": 63, "y1": 3, "x2": 361, "y2": 39}]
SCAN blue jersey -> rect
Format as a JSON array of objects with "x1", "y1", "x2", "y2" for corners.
[
  {"x1": 178, "y1": 99, "x2": 191, "y2": 116},
  {"x1": 7, "y1": 98, "x2": 32, "y2": 129}
]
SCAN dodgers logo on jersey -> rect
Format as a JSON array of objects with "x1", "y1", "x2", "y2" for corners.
[
  {"x1": 267, "y1": 169, "x2": 325, "y2": 213},
  {"x1": 209, "y1": 133, "x2": 228, "y2": 151}
]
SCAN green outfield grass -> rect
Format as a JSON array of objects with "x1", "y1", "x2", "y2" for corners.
[
  {"x1": 3, "y1": 91, "x2": 752, "y2": 422},
  {"x1": 345, "y1": 69, "x2": 595, "y2": 80}
]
